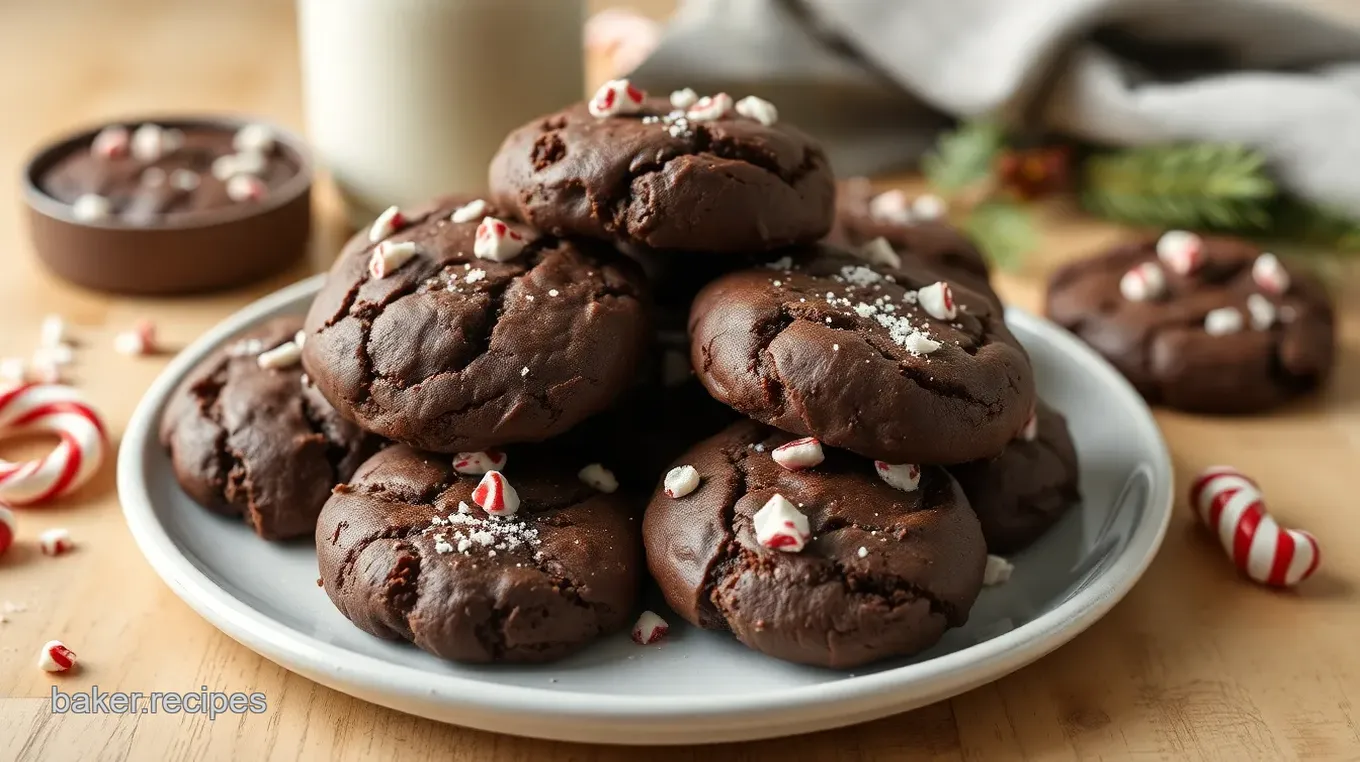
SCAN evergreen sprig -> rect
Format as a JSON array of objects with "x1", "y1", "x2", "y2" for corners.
[
  {"x1": 962, "y1": 201, "x2": 1038, "y2": 270},
  {"x1": 1080, "y1": 143, "x2": 1276, "y2": 229},
  {"x1": 922, "y1": 120, "x2": 1005, "y2": 193}
]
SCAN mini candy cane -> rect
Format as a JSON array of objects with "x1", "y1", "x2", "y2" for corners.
[
  {"x1": 0, "y1": 506, "x2": 14, "y2": 556},
  {"x1": 1189, "y1": 466, "x2": 1320, "y2": 587},
  {"x1": 0, "y1": 384, "x2": 107, "y2": 507}
]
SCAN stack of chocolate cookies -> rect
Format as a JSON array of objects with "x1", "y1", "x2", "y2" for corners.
[{"x1": 162, "y1": 81, "x2": 1081, "y2": 669}]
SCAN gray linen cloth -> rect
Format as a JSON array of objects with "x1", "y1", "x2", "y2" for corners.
[{"x1": 629, "y1": 0, "x2": 1360, "y2": 215}]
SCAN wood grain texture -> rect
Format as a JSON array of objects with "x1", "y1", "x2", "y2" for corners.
[{"x1": 1, "y1": 1, "x2": 1359, "y2": 760}]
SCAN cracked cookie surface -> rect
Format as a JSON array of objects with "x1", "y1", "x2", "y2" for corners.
[
  {"x1": 689, "y1": 246, "x2": 1035, "y2": 465},
  {"x1": 301, "y1": 195, "x2": 651, "y2": 453},
  {"x1": 947, "y1": 401, "x2": 1080, "y2": 554},
  {"x1": 1046, "y1": 235, "x2": 1335, "y2": 413},
  {"x1": 642, "y1": 420, "x2": 985, "y2": 668},
  {"x1": 489, "y1": 99, "x2": 835, "y2": 253},
  {"x1": 160, "y1": 316, "x2": 379, "y2": 540},
  {"x1": 316, "y1": 444, "x2": 641, "y2": 664}
]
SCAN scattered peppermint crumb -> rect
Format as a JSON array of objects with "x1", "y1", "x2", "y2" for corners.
[
  {"x1": 754, "y1": 444, "x2": 766, "y2": 453},
  {"x1": 521, "y1": 367, "x2": 530, "y2": 377},
  {"x1": 772, "y1": 280, "x2": 782, "y2": 287},
  {"x1": 766, "y1": 256, "x2": 793, "y2": 270},
  {"x1": 857, "y1": 547, "x2": 868, "y2": 558},
  {"x1": 833, "y1": 344, "x2": 840, "y2": 351},
  {"x1": 548, "y1": 289, "x2": 560, "y2": 297},
  {"x1": 824, "y1": 317, "x2": 832, "y2": 324},
  {"x1": 464, "y1": 268, "x2": 486, "y2": 283},
  {"x1": 525, "y1": 295, "x2": 534, "y2": 301}
]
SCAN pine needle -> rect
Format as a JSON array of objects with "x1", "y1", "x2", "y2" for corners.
[
  {"x1": 1080, "y1": 144, "x2": 1276, "y2": 229},
  {"x1": 923, "y1": 120, "x2": 1006, "y2": 193},
  {"x1": 963, "y1": 200, "x2": 1038, "y2": 270}
]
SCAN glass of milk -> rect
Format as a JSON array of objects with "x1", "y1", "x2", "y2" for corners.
[{"x1": 298, "y1": 0, "x2": 585, "y2": 227}]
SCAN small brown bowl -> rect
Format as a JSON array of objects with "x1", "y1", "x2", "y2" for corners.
[{"x1": 23, "y1": 115, "x2": 313, "y2": 295}]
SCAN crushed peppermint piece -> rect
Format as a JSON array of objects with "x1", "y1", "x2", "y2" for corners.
[
  {"x1": 875, "y1": 461, "x2": 921, "y2": 492},
  {"x1": 1156, "y1": 230, "x2": 1204, "y2": 275},
  {"x1": 589, "y1": 78, "x2": 646, "y2": 118},
  {"x1": 902, "y1": 332, "x2": 941, "y2": 355},
  {"x1": 1246, "y1": 293, "x2": 1276, "y2": 330},
  {"x1": 368, "y1": 205, "x2": 407, "y2": 243},
  {"x1": 632, "y1": 611, "x2": 669, "y2": 644},
  {"x1": 472, "y1": 471, "x2": 520, "y2": 517},
  {"x1": 753, "y1": 494, "x2": 811, "y2": 552},
  {"x1": 257, "y1": 340, "x2": 302, "y2": 369},
  {"x1": 368, "y1": 240, "x2": 419, "y2": 279},
  {"x1": 857, "y1": 547, "x2": 868, "y2": 558},
  {"x1": 912, "y1": 194, "x2": 947, "y2": 220},
  {"x1": 771, "y1": 437, "x2": 824, "y2": 471},
  {"x1": 463, "y1": 268, "x2": 486, "y2": 284},
  {"x1": 579, "y1": 463, "x2": 619, "y2": 493},
  {"x1": 450, "y1": 198, "x2": 488, "y2": 223},
  {"x1": 983, "y1": 555, "x2": 1014, "y2": 586},
  {"x1": 225, "y1": 174, "x2": 267, "y2": 202},
  {"x1": 452, "y1": 451, "x2": 507, "y2": 476},
  {"x1": 71, "y1": 194, "x2": 112, "y2": 222},
  {"x1": 669, "y1": 88, "x2": 698, "y2": 109},
  {"x1": 766, "y1": 256, "x2": 793, "y2": 271},
  {"x1": 1204, "y1": 306, "x2": 1243, "y2": 336},
  {"x1": 548, "y1": 289, "x2": 560, "y2": 297},
  {"x1": 474, "y1": 216, "x2": 531, "y2": 261},
  {"x1": 686, "y1": 92, "x2": 733, "y2": 122},
  {"x1": 869, "y1": 190, "x2": 912, "y2": 224},
  {"x1": 917, "y1": 281, "x2": 956, "y2": 320},
  {"x1": 735, "y1": 95, "x2": 778, "y2": 125},
  {"x1": 1251, "y1": 252, "x2": 1290, "y2": 294},
  {"x1": 664, "y1": 465, "x2": 701, "y2": 498},
  {"x1": 91, "y1": 125, "x2": 130, "y2": 159},
  {"x1": 858, "y1": 237, "x2": 901, "y2": 269},
  {"x1": 38, "y1": 640, "x2": 77, "y2": 673}
]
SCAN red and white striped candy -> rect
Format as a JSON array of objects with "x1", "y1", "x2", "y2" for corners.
[
  {"x1": 632, "y1": 610, "x2": 668, "y2": 645},
  {"x1": 664, "y1": 464, "x2": 700, "y2": 498},
  {"x1": 38, "y1": 640, "x2": 77, "y2": 673},
  {"x1": 686, "y1": 93, "x2": 734, "y2": 122},
  {"x1": 1119, "y1": 262, "x2": 1167, "y2": 302},
  {"x1": 113, "y1": 320, "x2": 158, "y2": 356},
  {"x1": 368, "y1": 205, "x2": 407, "y2": 243},
  {"x1": 39, "y1": 527, "x2": 74, "y2": 556},
  {"x1": 1155, "y1": 230, "x2": 1204, "y2": 276},
  {"x1": 91, "y1": 126, "x2": 130, "y2": 159},
  {"x1": 452, "y1": 450, "x2": 507, "y2": 476},
  {"x1": 1251, "y1": 252, "x2": 1290, "y2": 294},
  {"x1": 474, "y1": 217, "x2": 529, "y2": 262},
  {"x1": 0, "y1": 506, "x2": 14, "y2": 557},
  {"x1": 1189, "y1": 466, "x2": 1320, "y2": 588},
  {"x1": 588, "y1": 78, "x2": 646, "y2": 118},
  {"x1": 472, "y1": 470, "x2": 519, "y2": 517},
  {"x1": 0, "y1": 384, "x2": 107, "y2": 507},
  {"x1": 875, "y1": 461, "x2": 920, "y2": 492},
  {"x1": 368, "y1": 240, "x2": 419, "y2": 279},
  {"x1": 771, "y1": 437, "x2": 823, "y2": 471},
  {"x1": 918, "y1": 281, "x2": 956, "y2": 320},
  {"x1": 225, "y1": 174, "x2": 268, "y2": 203},
  {"x1": 752, "y1": 494, "x2": 810, "y2": 552}
]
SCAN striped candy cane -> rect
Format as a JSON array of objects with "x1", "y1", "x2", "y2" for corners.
[
  {"x1": 0, "y1": 383, "x2": 107, "y2": 507},
  {"x1": 1189, "y1": 466, "x2": 1320, "y2": 588}
]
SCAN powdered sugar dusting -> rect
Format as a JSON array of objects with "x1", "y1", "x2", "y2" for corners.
[{"x1": 427, "y1": 511, "x2": 541, "y2": 556}]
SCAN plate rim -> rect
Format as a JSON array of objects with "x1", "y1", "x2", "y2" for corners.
[{"x1": 118, "y1": 275, "x2": 1173, "y2": 733}]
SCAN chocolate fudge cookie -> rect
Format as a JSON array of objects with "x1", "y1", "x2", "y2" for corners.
[
  {"x1": 948, "y1": 401, "x2": 1080, "y2": 554},
  {"x1": 829, "y1": 178, "x2": 993, "y2": 293},
  {"x1": 302, "y1": 195, "x2": 651, "y2": 453},
  {"x1": 643, "y1": 421, "x2": 986, "y2": 668},
  {"x1": 690, "y1": 246, "x2": 1035, "y2": 464},
  {"x1": 1046, "y1": 232, "x2": 1335, "y2": 413},
  {"x1": 489, "y1": 90, "x2": 835, "y2": 253},
  {"x1": 160, "y1": 317, "x2": 378, "y2": 540},
  {"x1": 316, "y1": 444, "x2": 641, "y2": 663}
]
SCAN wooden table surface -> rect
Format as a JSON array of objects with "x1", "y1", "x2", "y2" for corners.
[{"x1": 2, "y1": 2, "x2": 1359, "y2": 760}]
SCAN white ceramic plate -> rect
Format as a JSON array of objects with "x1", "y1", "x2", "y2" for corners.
[{"x1": 119, "y1": 275, "x2": 1173, "y2": 745}]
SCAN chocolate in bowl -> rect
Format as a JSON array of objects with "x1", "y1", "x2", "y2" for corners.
[{"x1": 23, "y1": 116, "x2": 312, "y2": 295}]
